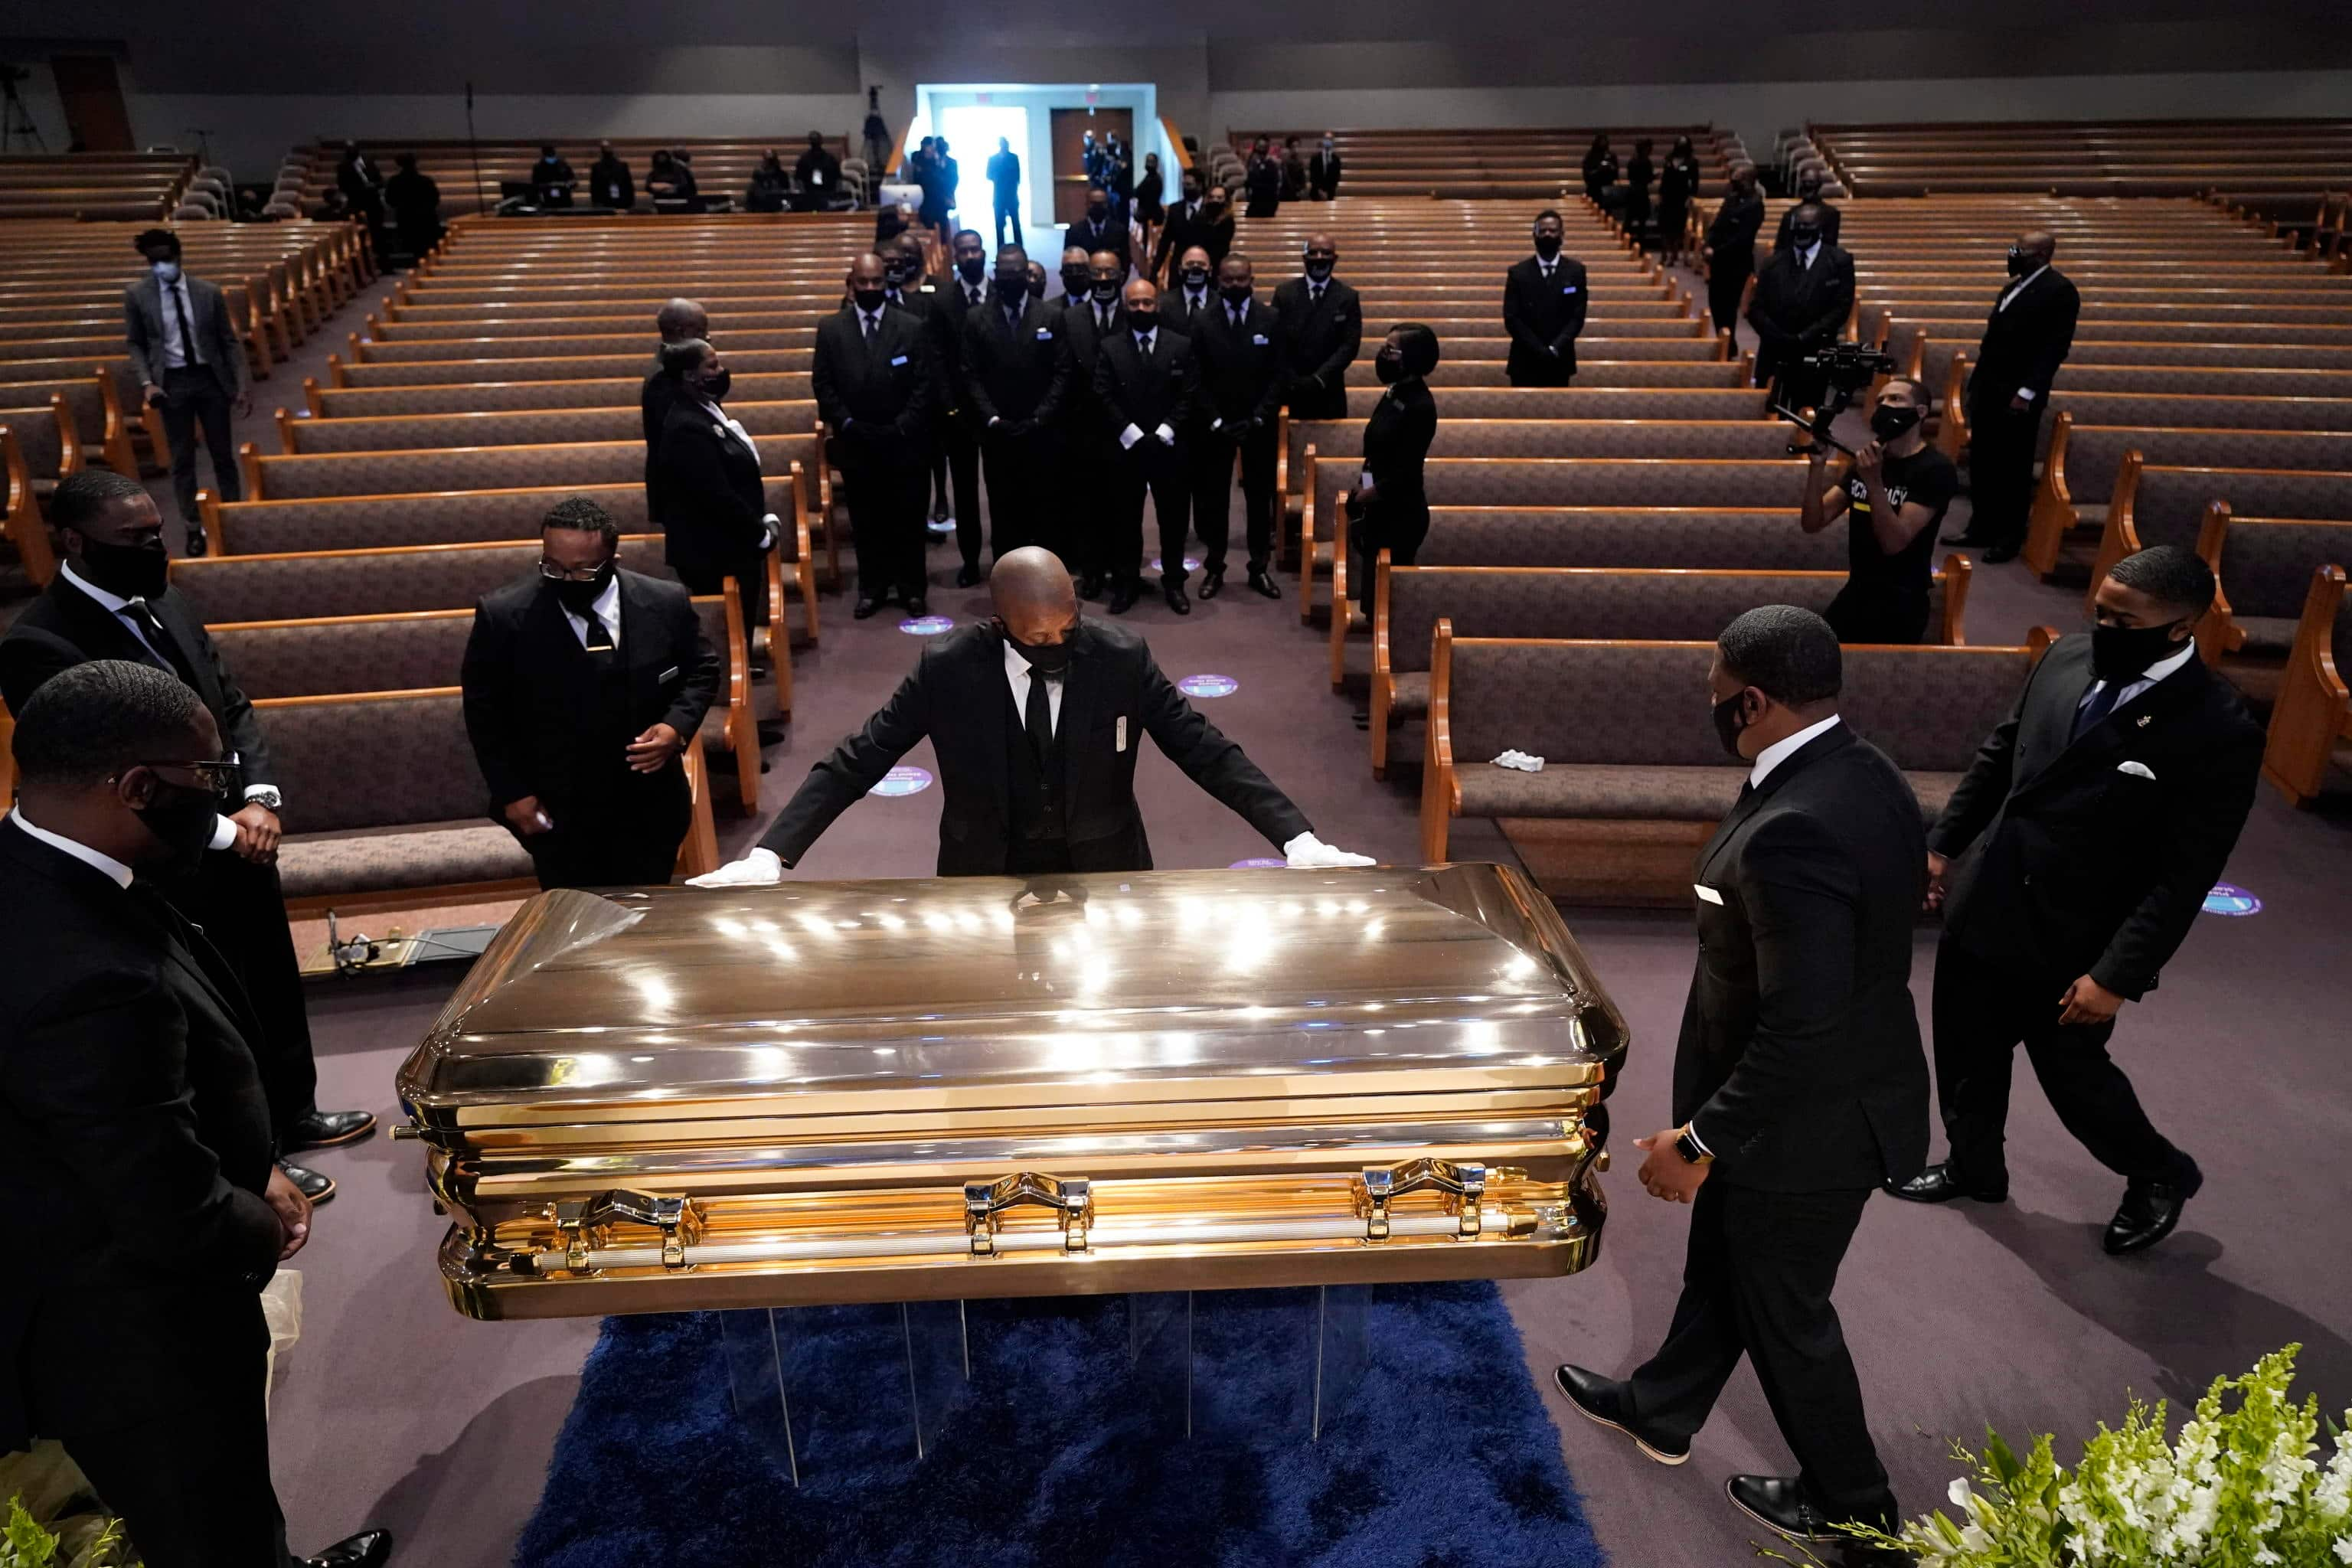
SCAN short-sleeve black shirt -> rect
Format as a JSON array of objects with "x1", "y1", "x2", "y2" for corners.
[{"x1": 1843, "y1": 444, "x2": 1958, "y2": 603}]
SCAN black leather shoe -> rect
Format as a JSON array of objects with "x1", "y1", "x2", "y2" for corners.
[
  {"x1": 1553, "y1": 1365, "x2": 1688, "y2": 1465},
  {"x1": 1246, "y1": 567, "x2": 1282, "y2": 601},
  {"x1": 185, "y1": 526, "x2": 210, "y2": 558},
  {"x1": 283, "y1": 1109, "x2": 376, "y2": 1152},
  {"x1": 903, "y1": 595, "x2": 930, "y2": 618},
  {"x1": 1886, "y1": 1162, "x2": 2007, "y2": 1205},
  {"x1": 1198, "y1": 569, "x2": 1224, "y2": 600},
  {"x1": 1106, "y1": 583, "x2": 1137, "y2": 616},
  {"x1": 304, "y1": 1527, "x2": 392, "y2": 1567},
  {"x1": 279, "y1": 1159, "x2": 336, "y2": 1205},
  {"x1": 1726, "y1": 1475, "x2": 1842, "y2": 1544},
  {"x1": 955, "y1": 563, "x2": 982, "y2": 588},
  {"x1": 1981, "y1": 544, "x2": 2020, "y2": 564},
  {"x1": 1163, "y1": 579, "x2": 1191, "y2": 615},
  {"x1": 853, "y1": 596, "x2": 881, "y2": 619},
  {"x1": 1076, "y1": 572, "x2": 1105, "y2": 602},
  {"x1": 2105, "y1": 1163, "x2": 2203, "y2": 1256}
]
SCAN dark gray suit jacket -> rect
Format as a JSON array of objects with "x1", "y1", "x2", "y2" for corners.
[{"x1": 123, "y1": 273, "x2": 247, "y2": 398}]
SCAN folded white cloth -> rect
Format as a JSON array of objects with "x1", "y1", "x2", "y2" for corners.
[
  {"x1": 1281, "y1": 831, "x2": 1375, "y2": 868},
  {"x1": 688, "y1": 846, "x2": 783, "y2": 887},
  {"x1": 1492, "y1": 750, "x2": 1546, "y2": 773}
]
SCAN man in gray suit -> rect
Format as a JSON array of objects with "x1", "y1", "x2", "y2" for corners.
[{"x1": 124, "y1": 228, "x2": 250, "y2": 556}]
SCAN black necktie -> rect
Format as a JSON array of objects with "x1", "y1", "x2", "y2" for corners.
[
  {"x1": 122, "y1": 597, "x2": 201, "y2": 690},
  {"x1": 1024, "y1": 670, "x2": 1054, "y2": 760},
  {"x1": 1135, "y1": 332, "x2": 1152, "y2": 355},
  {"x1": 580, "y1": 608, "x2": 616, "y2": 659},
  {"x1": 1098, "y1": 305, "x2": 1112, "y2": 333},
  {"x1": 169, "y1": 282, "x2": 200, "y2": 367},
  {"x1": 2073, "y1": 680, "x2": 2122, "y2": 742},
  {"x1": 862, "y1": 312, "x2": 877, "y2": 341},
  {"x1": 1230, "y1": 305, "x2": 1243, "y2": 330},
  {"x1": 969, "y1": 285, "x2": 983, "y2": 305}
]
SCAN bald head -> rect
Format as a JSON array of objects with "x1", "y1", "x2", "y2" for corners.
[
  {"x1": 656, "y1": 298, "x2": 707, "y2": 343},
  {"x1": 2016, "y1": 230, "x2": 2057, "y2": 267},
  {"x1": 991, "y1": 547, "x2": 1079, "y2": 644}
]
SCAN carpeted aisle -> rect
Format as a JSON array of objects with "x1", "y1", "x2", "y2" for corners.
[{"x1": 515, "y1": 1284, "x2": 1604, "y2": 1568}]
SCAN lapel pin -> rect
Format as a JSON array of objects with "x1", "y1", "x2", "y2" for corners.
[{"x1": 2136, "y1": 715, "x2": 2151, "y2": 727}]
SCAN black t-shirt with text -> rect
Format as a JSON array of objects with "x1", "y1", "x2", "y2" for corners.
[{"x1": 1843, "y1": 445, "x2": 1958, "y2": 600}]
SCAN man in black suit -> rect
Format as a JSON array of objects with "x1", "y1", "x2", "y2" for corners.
[
  {"x1": 1055, "y1": 248, "x2": 1129, "y2": 600},
  {"x1": 1, "y1": 470, "x2": 374, "y2": 1204},
  {"x1": 1165, "y1": 245, "x2": 1217, "y2": 336},
  {"x1": 988, "y1": 136, "x2": 1022, "y2": 247},
  {"x1": 1703, "y1": 163, "x2": 1766, "y2": 339},
  {"x1": 1187, "y1": 255, "x2": 1286, "y2": 602},
  {"x1": 589, "y1": 141, "x2": 633, "y2": 211},
  {"x1": 1772, "y1": 170, "x2": 1842, "y2": 251},
  {"x1": 1556, "y1": 606, "x2": 1923, "y2": 1556},
  {"x1": 1272, "y1": 234, "x2": 1361, "y2": 422},
  {"x1": 880, "y1": 237, "x2": 956, "y2": 534},
  {"x1": 1309, "y1": 136, "x2": 1343, "y2": 201},
  {"x1": 962, "y1": 245, "x2": 1071, "y2": 568},
  {"x1": 461, "y1": 497, "x2": 720, "y2": 890},
  {"x1": 1895, "y1": 547, "x2": 2262, "y2": 1255},
  {"x1": 1948, "y1": 230, "x2": 2079, "y2": 562},
  {"x1": 815, "y1": 253, "x2": 937, "y2": 617},
  {"x1": 125, "y1": 228, "x2": 249, "y2": 555},
  {"x1": 1, "y1": 659, "x2": 389, "y2": 1568},
  {"x1": 1151, "y1": 170, "x2": 1207, "y2": 282},
  {"x1": 1504, "y1": 209, "x2": 1589, "y2": 387},
  {"x1": 792, "y1": 131, "x2": 841, "y2": 212},
  {"x1": 687, "y1": 549, "x2": 1371, "y2": 884},
  {"x1": 640, "y1": 297, "x2": 707, "y2": 525},
  {"x1": 1066, "y1": 186, "x2": 1131, "y2": 279},
  {"x1": 654, "y1": 339, "x2": 776, "y2": 645},
  {"x1": 932, "y1": 230, "x2": 994, "y2": 586},
  {"x1": 1093, "y1": 278, "x2": 1199, "y2": 616},
  {"x1": 1746, "y1": 203, "x2": 1856, "y2": 415}
]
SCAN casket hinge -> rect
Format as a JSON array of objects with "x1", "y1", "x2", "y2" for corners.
[
  {"x1": 1360, "y1": 1158, "x2": 1487, "y2": 1242},
  {"x1": 965, "y1": 1171, "x2": 1093, "y2": 1256},
  {"x1": 554, "y1": 1189, "x2": 700, "y2": 1272}
]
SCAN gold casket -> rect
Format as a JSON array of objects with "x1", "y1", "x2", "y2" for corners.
[{"x1": 396, "y1": 864, "x2": 1628, "y2": 1319}]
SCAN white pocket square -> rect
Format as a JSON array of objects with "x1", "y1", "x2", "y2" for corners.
[
  {"x1": 1694, "y1": 884, "x2": 1725, "y2": 906},
  {"x1": 2116, "y1": 760, "x2": 2156, "y2": 779}
]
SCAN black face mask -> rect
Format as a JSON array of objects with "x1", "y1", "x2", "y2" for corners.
[
  {"x1": 1091, "y1": 279, "x2": 1120, "y2": 303},
  {"x1": 1061, "y1": 269, "x2": 1091, "y2": 296},
  {"x1": 1127, "y1": 309, "x2": 1158, "y2": 335},
  {"x1": 956, "y1": 256, "x2": 985, "y2": 283},
  {"x1": 1181, "y1": 188, "x2": 1200, "y2": 206},
  {"x1": 73, "y1": 535, "x2": 170, "y2": 600},
  {"x1": 1787, "y1": 225, "x2": 1820, "y2": 248},
  {"x1": 1202, "y1": 200, "x2": 1225, "y2": 217},
  {"x1": 1181, "y1": 267, "x2": 1208, "y2": 289},
  {"x1": 1374, "y1": 352, "x2": 1403, "y2": 384},
  {"x1": 1000, "y1": 621, "x2": 1073, "y2": 676},
  {"x1": 1711, "y1": 691, "x2": 1750, "y2": 759},
  {"x1": 1304, "y1": 257, "x2": 1335, "y2": 282},
  {"x1": 885, "y1": 263, "x2": 916, "y2": 288},
  {"x1": 697, "y1": 368, "x2": 731, "y2": 403},
  {"x1": 2091, "y1": 619, "x2": 2187, "y2": 683},
  {"x1": 852, "y1": 286, "x2": 888, "y2": 315},
  {"x1": 1534, "y1": 234, "x2": 1561, "y2": 257},
  {"x1": 995, "y1": 273, "x2": 1027, "y2": 303},
  {"x1": 1220, "y1": 283, "x2": 1252, "y2": 308},
  {"x1": 550, "y1": 560, "x2": 616, "y2": 615},
  {"x1": 1086, "y1": 204, "x2": 1107, "y2": 221},
  {"x1": 1869, "y1": 403, "x2": 1922, "y2": 441},
  {"x1": 135, "y1": 775, "x2": 223, "y2": 874}
]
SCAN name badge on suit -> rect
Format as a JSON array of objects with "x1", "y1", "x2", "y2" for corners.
[
  {"x1": 1562, "y1": 284, "x2": 1579, "y2": 293},
  {"x1": 890, "y1": 354, "x2": 910, "y2": 366},
  {"x1": 1252, "y1": 333, "x2": 1269, "y2": 345},
  {"x1": 1694, "y1": 884, "x2": 1725, "y2": 906},
  {"x1": 1036, "y1": 327, "x2": 1054, "y2": 340},
  {"x1": 1116, "y1": 716, "x2": 1128, "y2": 753},
  {"x1": 659, "y1": 665, "x2": 680, "y2": 684}
]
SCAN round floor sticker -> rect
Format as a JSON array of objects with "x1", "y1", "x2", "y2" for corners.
[
  {"x1": 1151, "y1": 556, "x2": 1203, "y2": 575},
  {"x1": 898, "y1": 616, "x2": 956, "y2": 635},
  {"x1": 2202, "y1": 883, "x2": 2262, "y2": 916},
  {"x1": 1230, "y1": 857, "x2": 1286, "y2": 869},
  {"x1": 868, "y1": 766, "x2": 933, "y2": 797},
  {"x1": 1178, "y1": 674, "x2": 1238, "y2": 698}
]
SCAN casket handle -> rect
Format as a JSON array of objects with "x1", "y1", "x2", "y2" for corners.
[
  {"x1": 965, "y1": 1171, "x2": 1093, "y2": 1257},
  {"x1": 554, "y1": 1189, "x2": 700, "y2": 1272},
  {"x1": 1360, "y1": 1158, "x2": 1488, "y2": 1241}
]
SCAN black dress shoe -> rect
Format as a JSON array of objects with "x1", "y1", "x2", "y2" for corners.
[
  {"x1": 1076, "y1": 572, "x2": 1105, "y2": 602},
  {"x1": 1106, "y1": 583, "x2": 1137, "y2": 616},
  {"x1": 283, "y1": 1109, "x2": 376, "y2": 1152},
  {"x1": 1553, "y1": 1365, "x2": 1689, "y2": 1465},
  {"x1": 853, "y1": 596, "x2": 882, "y2": 619},
  {"x1": 903, "y1": 595, "x2": 930, "y2": 618},
  {"x1": 185, "y1": 526, "x2": 210, "y2": 558},
  {"x1": 279, "y1": 1159, "x2": 336, "y2": 1205},
  {"x1": 2104, "y1": 1163, "x2": 2203, "y2": 1256},
  {"x1": 955, "y1": 563, "x2": 982, "y2": 587},
  {"x1": 1197, "y1": 569, "x2": 1224, "y2": 600},
  {"x1": 304, "y1": 1527, "x2": 393, "y2": 1567},
  {"x1": 1246, "y1": 567, "x2": 1282, "y2": 601},
  {"x1": 1163, "y1": 579, "x2": 1191, "y2": 615},
  {"x1": 1886, "y1": 1162, "x2": 2007, "y2": 1205},
  {"x1": 1726, "y1": 1475, "x2": 1844, "y2": 1544},
  {"x1": 1981, "y1": 544, "x2": 2020, "y2": 564}
]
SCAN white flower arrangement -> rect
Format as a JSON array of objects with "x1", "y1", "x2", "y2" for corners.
[{"x1": 1793, "y1": 1346, "x2": 2352, "y2": 1566}]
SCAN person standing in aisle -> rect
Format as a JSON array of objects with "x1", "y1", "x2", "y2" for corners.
[
  {"x1": 1656, "y1": 136, "x2": 1701, "y2": 267},
  {"x1": 1623, "y1": 137, "x2": 1655, "y2": 250},
  {"x1": 123, "y1": 229, "x2": 248, "y2": 557},
  {"x1": 1945, "y1": 230, "x2": 2078, "y2": 563},
  {"x1": 1345, "y1": 324, "x2": 1440, "y2": 622},
  {"x1": 814, "y1": 254, "x2": 937, "y2": 618},
  {"x1": 1092, "y1": 278, "x2": 1199, "y2": 616},
  {"x1": 1580, "y1": 132, "x2": 1619, "y2": 207},
  {"x1": 1187, "y1": 255, "x2": 1286, "y2": 603},
  {"x1": 988, "y1": 136, "x2": 1023, "y2": 248},
  {"x1": 1272, "y1": 234, "x2": 1361, "y2": 422},
  {"x1": 962, "y1": 244, "x2": 1070, "y2": 568},
  {"x1": 1504, "y1": 210, "x2": 1589, "y2": 388},
  {"x1": 1702, "y1": 164, "x2": 1766, "y2": 341},
  {"x1": 933, "y1": 229, "x2": 994, "y2": 587},
  {"x1": 1310, "y1": 136, "x2": 1344, "y2": 201}
]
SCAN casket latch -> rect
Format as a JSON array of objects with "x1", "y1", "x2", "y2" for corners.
[
  {"x1": 1360, "y1": 1158, "x2": 1487, "y2": 1242},
  {"x1": 554, "y1": 1189, "x2": 700, "y2": 1272},
  {"x1": 965, "y1": 1171, "x2": 1093, "y2": 1256}
]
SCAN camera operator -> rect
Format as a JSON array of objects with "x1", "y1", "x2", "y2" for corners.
[
  {"x1": 1798, "y1": 377, "x2": 1956, "y2": 645},
  {"x1": 1748, "y1": 202, "x2": 1854, "y2": 414}
]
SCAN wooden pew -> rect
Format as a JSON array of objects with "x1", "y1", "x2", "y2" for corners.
[{"x1": 2261, "y1": 565, "x2": 2352, "y2": 805}]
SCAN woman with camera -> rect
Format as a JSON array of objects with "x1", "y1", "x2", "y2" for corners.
[{"x1": 1798, "y1": 377, "x2": 1957, "y2": 645}]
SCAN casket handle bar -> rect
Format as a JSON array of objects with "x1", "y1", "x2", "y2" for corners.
[
  {"x1": 555, "y1": 1189, "x2": 700, "y2": 1272},
  {"x1": 965, "y1": 1171, "x2": 1093, "y2": 1256},
  {"x1": 1360, "y1": 1158, "x2": 1487, "y2": 1241}
]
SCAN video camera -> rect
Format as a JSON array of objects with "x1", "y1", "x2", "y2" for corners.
[{"x1": 1770, "y1": 341, "x2": 1896, "y2": 456}]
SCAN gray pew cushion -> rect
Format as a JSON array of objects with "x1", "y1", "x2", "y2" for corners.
[{"x1": 276, "y1": 822, "x2": 532, "y2": 900}]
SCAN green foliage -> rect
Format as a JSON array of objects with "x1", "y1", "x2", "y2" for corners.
[{"x1": 1, "y1": 1497, "x2": 60, "y2": 1568}]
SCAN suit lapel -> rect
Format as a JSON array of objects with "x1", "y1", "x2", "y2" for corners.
[
  {"x1": 1056, "y1": 626, "x2": 1099, "y2": 814},
  {"x1": 1695, "y1": 727, "x2": 1852, "y2": 882},
  {"x1": 2018, "y1": 649, "x2": 2206, "y2": 799},
  {"x1": 54, "y1": 577, "x2": 158, "y2": 668}
]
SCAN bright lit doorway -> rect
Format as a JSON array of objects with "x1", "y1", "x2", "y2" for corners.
[{"x1": 937, "y1": 103, "x2": 1029, "y2": 221}]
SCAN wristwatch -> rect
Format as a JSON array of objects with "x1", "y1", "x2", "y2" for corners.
[
  {"x1": 1674, "y1": 1125, "x2": 1714, "y2": 1166},
  {"x1": 245, "y1": 786, "x2": 283, "y2": 812}
]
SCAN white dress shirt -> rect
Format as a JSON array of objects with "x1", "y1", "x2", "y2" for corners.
[
  {"x1": 1002, "y1": 639, "x2": 1063, "y2": 735},
  {"x1": 1998, "y1": 264, "x2": 2053, "y2": 400},
  {"x1": 1184, "y1": 286, "x2": 1207, "y2": 316},
  {"x1": 561, "y1": 570, "x2": 623, "y2": 650},
  {"x1": 1794, "y1": 240, "x2": 1821, "y2": 272},
  {"x1": 1537, "y1": 256, "x2": 1557, "y2": 279},
  {"x1": 2081, "y1": 637, "x2": 2195, "y2": 716},
  {"x1": 9, "y1": 809, "x2": 134, "y2": 889},
  {"x1": 155, "y1": 273, "x2": 201, "y2": 370},
  {"x1": 1749, "y1": 714, "x2": 1843, "y2": 788}
]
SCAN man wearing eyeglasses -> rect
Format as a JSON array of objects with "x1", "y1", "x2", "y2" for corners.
[
  {"x1": 1, "y1": 469, "x2": 374, "y2": 1204},
  {"x1": 461, "y1": 495, "x2": 721, "y2": 890},
  {"x1": 1, "y1": 659, "x2": 392, "y2": 1568}
]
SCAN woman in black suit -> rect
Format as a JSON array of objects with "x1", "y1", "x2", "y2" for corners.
[
  {"x1": 1624, "y1": 137, "x2": 1655, "y2": 250},
  {"x1": 1580, "y1": 132, "x2": 1618, "y2": 207},
  {"x1": 655, "y1": 340, "x2": 772, "y2": 655},
  {"x1": 1348, "y1": 322, "x2": 1440, "y2": 616},
  {"x1": 1657, "y1": 136, "x2": 1701, "y2": 267}
]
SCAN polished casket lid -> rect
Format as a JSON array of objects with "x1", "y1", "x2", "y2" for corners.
[{"x1": 397, "y1": 864, "x2": 1628, "y2": 1135}]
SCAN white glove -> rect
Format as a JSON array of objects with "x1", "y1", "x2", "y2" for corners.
[
  {"x1": 1492, "y1": 750, "x2": 1546, "y2": 773},
  {"x1": 687, "y1": 847, "x2": 783, "y2": 887},
  {"x1": 1282, "y1": 831, "x2": 1375, "y2": 869},
  {"x1": 1155, "y1": 423, "x2": 1177, "y2": 446}
]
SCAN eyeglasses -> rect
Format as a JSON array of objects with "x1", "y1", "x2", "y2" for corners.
[
  {"x1": 537, "y1": 558, "x2": 614, "y2": 583},
  {"x1": 113, "y1": 756, "x2": 242, "y2": 796}
]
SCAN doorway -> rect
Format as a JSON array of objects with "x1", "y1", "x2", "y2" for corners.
[
  {"x1": 937, "y1": 104, "x2": 1030, "y2": 232},
  {"x1": 1050, "y1": 107, "x2": 1132, "y2": 226},
  {"x1": 49, "y1": 56, "x2": 133, "y2": 153}
]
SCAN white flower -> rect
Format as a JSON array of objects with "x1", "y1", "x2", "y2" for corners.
[{"x1": 1948, "y1": 1477, "x2": 1973, "y2": 1510}]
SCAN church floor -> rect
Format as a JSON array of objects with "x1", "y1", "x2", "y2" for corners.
[{"x1": 54, "y1": 263, "x2": 2352, "y2": 1567}]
